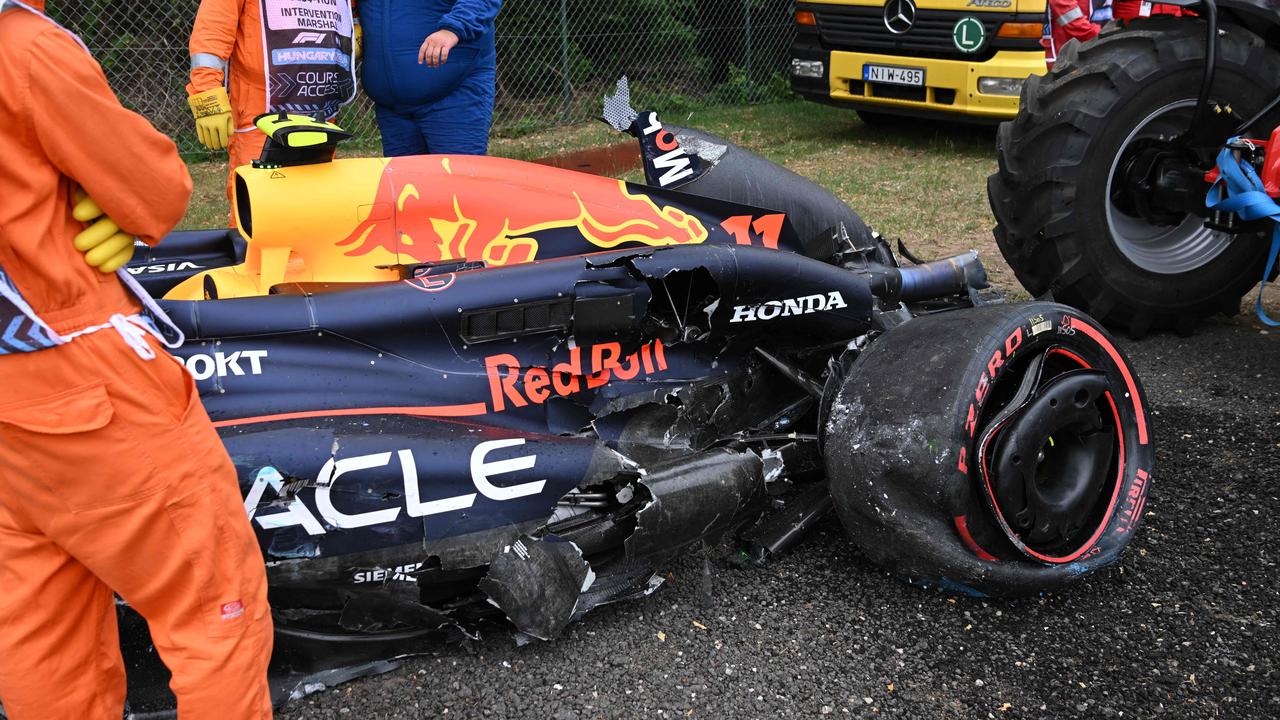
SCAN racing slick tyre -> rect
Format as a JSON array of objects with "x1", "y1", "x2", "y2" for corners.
[
  {"x1": 988, "y1": 19, "x2": 1280, "y2": 337},
  {"x1": 824, "y1": 302, "x2": 1154, "y2": 596}
]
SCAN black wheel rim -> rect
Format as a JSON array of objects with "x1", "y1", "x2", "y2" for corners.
[{"x1": 975, "y1": 348, "x2": 1126, "y2": 563}]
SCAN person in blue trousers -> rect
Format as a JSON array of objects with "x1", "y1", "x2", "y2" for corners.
[{"x1": 359, "y1": 0, "x2": 503, "y2": 157}]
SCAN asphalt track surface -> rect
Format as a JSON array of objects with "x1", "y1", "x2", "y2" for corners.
[{"x1": 281, "y1": 317, "x2": 1280, "y2": 720}]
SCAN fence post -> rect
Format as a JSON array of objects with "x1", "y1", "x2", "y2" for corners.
[{"x1": 560, "y1": 0, "x2": 571, "y2": 121}]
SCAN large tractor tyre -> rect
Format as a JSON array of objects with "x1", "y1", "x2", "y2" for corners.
[
  {"x1": 988, "y1": 19, "x2": 1280, "y2": 337},
  {"x1": 824, "y1": 303, "x2": 1154, "y2": 597}
]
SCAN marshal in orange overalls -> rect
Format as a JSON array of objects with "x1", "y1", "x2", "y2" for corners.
[
  {"x1": 187, "y1": 0, "x2": 271, "y2": 205},
  {"x1": 186, "y1": 0, "x2": 358, "y2": 211},
  {"x1": 0, "y1": 3, "x2": 273, "y2": 717}
]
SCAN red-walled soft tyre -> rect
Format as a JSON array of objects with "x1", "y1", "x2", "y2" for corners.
[{"x1": 824, "y1": 302, "x2": 1154, "y2": 596}]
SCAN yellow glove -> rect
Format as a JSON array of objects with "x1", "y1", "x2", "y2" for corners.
[
  {"x1": 354, "y1": 23, "x2": 363, "y2": 62},
  {"x1": 188, "y1": 86, "x2": 235, "y2": 151},
  {"x1": 72, "y1": 189, "x2": 136, "y2": 274}
]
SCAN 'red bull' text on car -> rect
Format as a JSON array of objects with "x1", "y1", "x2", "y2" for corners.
[{"x1": 114, "y1": 81, "x2": 1154, "y2": 710}]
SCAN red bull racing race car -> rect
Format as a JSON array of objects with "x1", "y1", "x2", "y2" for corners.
[{"x1": 113, "y1": 81, "x2": 1154, "y2": 710}]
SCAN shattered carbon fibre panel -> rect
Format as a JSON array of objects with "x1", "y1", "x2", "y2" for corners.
[
  {"x1": 626, "y1": 449, "x2": 766, "y2": 560},
  {"x1": 478, "y1": 535, "x2": 595, "y2": 641},
  {"x1": 571, "y1": 561, "x2": 664, "y2": 617},
  {"x1": 337, "y1": 590, "x2": 454, "y2": 634}
]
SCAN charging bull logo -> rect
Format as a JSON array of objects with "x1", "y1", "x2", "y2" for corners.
[{"x1": 337, "y1": 156, "x2": 709, "y2": 267}]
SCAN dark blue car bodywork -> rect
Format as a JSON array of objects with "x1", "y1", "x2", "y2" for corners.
[{"x1": 113, "y1": 115, "x2": 996, "y2": 711}]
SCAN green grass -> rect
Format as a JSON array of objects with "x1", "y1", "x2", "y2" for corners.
[
  {"x1": 184, "y1": 162, "x2": 237, "y2": 230},
  {"x1": 179, "y1": 100, "x2": 1008, "y2": 289}
]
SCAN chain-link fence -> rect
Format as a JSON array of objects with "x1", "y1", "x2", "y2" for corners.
[{"x1": 49, "y1": 0, "x2": 796, "y2": 158}]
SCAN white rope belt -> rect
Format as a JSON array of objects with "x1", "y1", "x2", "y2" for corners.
[{"x1": 55, "y1": 271, "x2": 186, "y2": 362}]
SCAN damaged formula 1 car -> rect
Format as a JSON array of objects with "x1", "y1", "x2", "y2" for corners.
[{"x1": 115, "y1": 81, "x2": 1154, "y2": 710}]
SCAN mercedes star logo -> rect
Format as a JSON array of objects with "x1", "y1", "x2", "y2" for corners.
[{"x1": 883, "y1": 0, "x2": 917, "y2": 34}]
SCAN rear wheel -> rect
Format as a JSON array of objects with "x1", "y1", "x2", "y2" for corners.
[
  {"x1": 824, "y1": 303, "x2": 1153, "y2": 596},
  {"x1": 989, "y1": 19, "x2": 1280, "y2": 336}
]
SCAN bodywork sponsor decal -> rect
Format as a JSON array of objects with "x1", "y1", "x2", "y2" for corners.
[
  {"x1": 485, "y1": 339, "x2": 669, "y2": 412},
  {"x1": 404, "y1": 273, "x2": 455, "y2": 293},
  {"x1": 127, "y1": 261, "x2": 203, "y2": 275},
  {"x1": 730, "y1": 292, "x2": 847, "y2": 323},
  {"x1": 184, "y1": 349, "x2": 268, "y2": 380},
  {"x1": 352, "y1": 562, "x2": 424, "y2": 584},
  {"x1": 636, "y1": 111, "x2": 697, "y2": 187},
  {"x1": 244, "y1": 439, "x2": 544, "y2": 536}
]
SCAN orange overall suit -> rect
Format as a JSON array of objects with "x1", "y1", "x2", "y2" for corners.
[
  {"x1": 187, "y1": 0, "x2": 358, "y2": 210},
  {"x1": 1043, "y1": 0, "x2": 1102, "y2": 67},
  {"x1": 0, "y1": 3, "x2": 273, "y2": 717},
  {"x1": 187, "y1": 0, "x2": 270, "y2": 205}
]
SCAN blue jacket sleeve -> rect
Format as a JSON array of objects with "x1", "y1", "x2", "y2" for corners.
[{"x1": 438, "y1": 0, "x2": 502, "y2": 42}]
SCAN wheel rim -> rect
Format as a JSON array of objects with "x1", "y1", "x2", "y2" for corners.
[
  {"x1": 975, "y1": 348, "x2": 1125, "y2": 563},
  {"x1": 1105, "y1": 100, "x2": 1233, "y2": 275}
]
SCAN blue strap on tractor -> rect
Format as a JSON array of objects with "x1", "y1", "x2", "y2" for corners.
[{"x1": 1205, "y1": 140, "x2": 1280, "y2": 327}]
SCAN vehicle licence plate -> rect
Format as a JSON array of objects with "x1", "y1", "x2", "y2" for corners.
[{"x1": 862, "y1": 64, "x2": 925, "y2": 87}]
